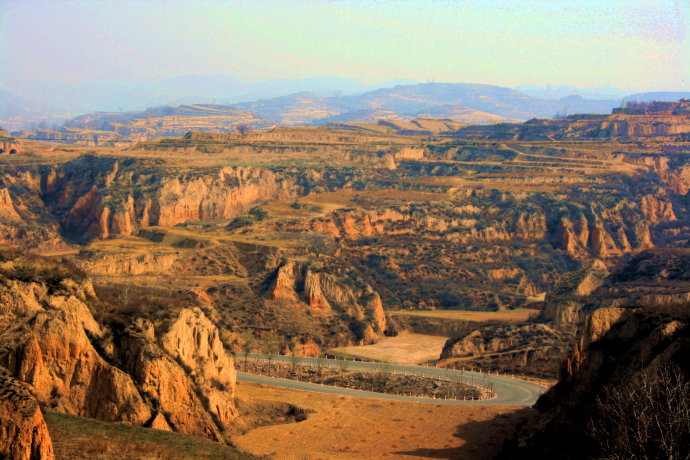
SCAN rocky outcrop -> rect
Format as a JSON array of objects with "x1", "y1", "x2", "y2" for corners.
[
  {"x1": 160, "y1": 308, "x2": 237, "y2": 432},
  {"x1": 0, "y1": 253, "x2": 238, "y2": 442},
  {"x1": 0, "y1": 277, "x2": 152, "y2": 425},
  {"x1": 438, "y1": 323, "x2": 569, "y2": 378},
  {"x1": 0, "y1": 366, "x2": 54, "y2": 460},
  {"x1": 551, "y1": 209, "x2": 654, "y2": 258},
  {"x1": 303, "y1": 268, "x2": 387, "y2": 342},
  {"x1": 0, "y1": 139, "x2": 23, "y2": 155},
  {"x1": 268, "y1": 261, "x2": 302, "y2": 302},
  {"x1": 503, "y1": 249, "x2": 690, "y2": 459},
  {"x1": 113, "y1": 320, "x2": 226, "y2": 441},
  {"x1": 268, "y1": 259, "x2": 387, "y2": 345},
  {"x1": 75, "y1": 252, "x2": 178, "y2": 275},
  {"x1": 441, "y1": 323, "x2": 561, "y2": 358},
  {"x1": 106, "y1": 311, "x2": 239, "y2": 441}
]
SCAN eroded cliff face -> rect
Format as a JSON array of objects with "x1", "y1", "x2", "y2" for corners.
[
  {"x1": 0, "y1": 366, "x2": 54, "y2": 460},
  {"x1": 160, "y1": 308, "x2": 237, "y2": 432},
  {"x1": 0, "y1": 156, "x2": 299, "y2": 244},
  {"x1": 549, "y1": 194, "x2": 666, "y2": 258},
  {"x1": 55, "y1": 159, "x2": 298, "y2": 240},
  {"x1": 502, "y1": 249, "x2": 690, "y2": 459},
  {"x1": 505, "y1": 313, "x2": 689, "y2": 460},
  {"x1": 541, "y1": 260, "x2": 609, "y2": 331},
  {"x1": 112, "y1": 317, "x2": 232, "y2": 441},
  {"x1": 0, "y1": 275, "x2": 152, "y2": 425},
  {"x1": 438, "y1": 323, "x2": 569, "y2": 378},
  {"x1": 75, "y1": 252, "x2": 179, "y2": 275},
  {"x1": 268, "y1": 259, "x2": 387, "y2": 345},
  {"x1": 0, "y1": 253, "x2": 238, "y2": 442}
]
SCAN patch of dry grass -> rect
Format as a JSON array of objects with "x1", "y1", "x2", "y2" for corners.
[{"x1": 232, "y1": 381, "x2": 534, "y2": 460}]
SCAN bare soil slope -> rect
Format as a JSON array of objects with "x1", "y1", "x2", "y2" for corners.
[{"x1": 233, "y1": 381, "x2": 533, "y2": 459}]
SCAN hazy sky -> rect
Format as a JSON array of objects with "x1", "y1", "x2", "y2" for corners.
[{"x1": 1, "y1": 0, "x2": 689, "y2": 92}]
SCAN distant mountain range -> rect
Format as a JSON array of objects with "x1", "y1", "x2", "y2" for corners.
[
  {"x1": 2, "y1": 77, "x2": 690, "y2": 131},
  {"x1": 0, "y1": 76, "x2": 413, "y2": 130},
  {"x1": 514, "y1": 85, "x2": 630, "y2": 101},
  {"x1": 231, "y1": 83, "x2": 627, "y2": 125},
  {"x1": 624, "y1": 91, "x2": 690, "y2": 103}
]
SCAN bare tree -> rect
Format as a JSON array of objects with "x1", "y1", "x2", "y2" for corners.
[
  {"x1": 264, "y1": 337, "x2": 280, "y2": 376},
  {"x1": 120, "y1": 285, "x2": 130, "y2": 307},
  {"x1": 241, "y1": 333, "x2": 255, "y2": 372},
  {"x1": 307, "y1": 234, "x2": 336, "y2": 259},
  {"x1": 338, "y1": 357, "x2": 350, "y2": 374},
  {"x1": 289, "y1": 341, "x2": 299, "y2": 375},
  {"x1": 588, "y1": 360, "x2": 689, "y2": 460},
  {"x1": 235, "y1": 124, "x2": 250, "y2": 138}
]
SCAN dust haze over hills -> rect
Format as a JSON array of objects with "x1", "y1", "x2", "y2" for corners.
[
  {"x1": 0, "y1": 76, "x2": 412, "y2": 130},
  {"x1": 2, "y1": 91, "x2": 690, "y2": 459},
  {"x1": 4, "y1": 77, "x2": 690, "y2": 132},
  {"x1": 2, "y1": 0, "x2": 690, "y2": 456}
]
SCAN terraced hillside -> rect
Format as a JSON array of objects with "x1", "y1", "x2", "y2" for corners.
[
  {"x1": 14, "y1": 104, "x2": 275, "y2": 146},
  {"x1": 1, "y1": 117, "x2": 689, "y2": 359},
  {"x1": 8, "y1": 82, "x2": 628, "y2": 144}
]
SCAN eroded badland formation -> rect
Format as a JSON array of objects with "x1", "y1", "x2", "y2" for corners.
[{"x1": 0, "y1": 99, "x2": 689, "y2": 459}]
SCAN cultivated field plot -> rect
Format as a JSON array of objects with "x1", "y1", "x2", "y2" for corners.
[
  {"x1": 233, "y1": 381, "x2": 533, "y2": 460},
  {"x1": 331, "y1": 333, "x2": 449, "y2": 364},
  {"x1": 390, "y1": 309, "x2": 539, "y2": 322}
]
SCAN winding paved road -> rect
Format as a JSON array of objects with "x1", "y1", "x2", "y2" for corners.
[{"x1": 237, "y1": 354, "x2": 546, "y2": 406}]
